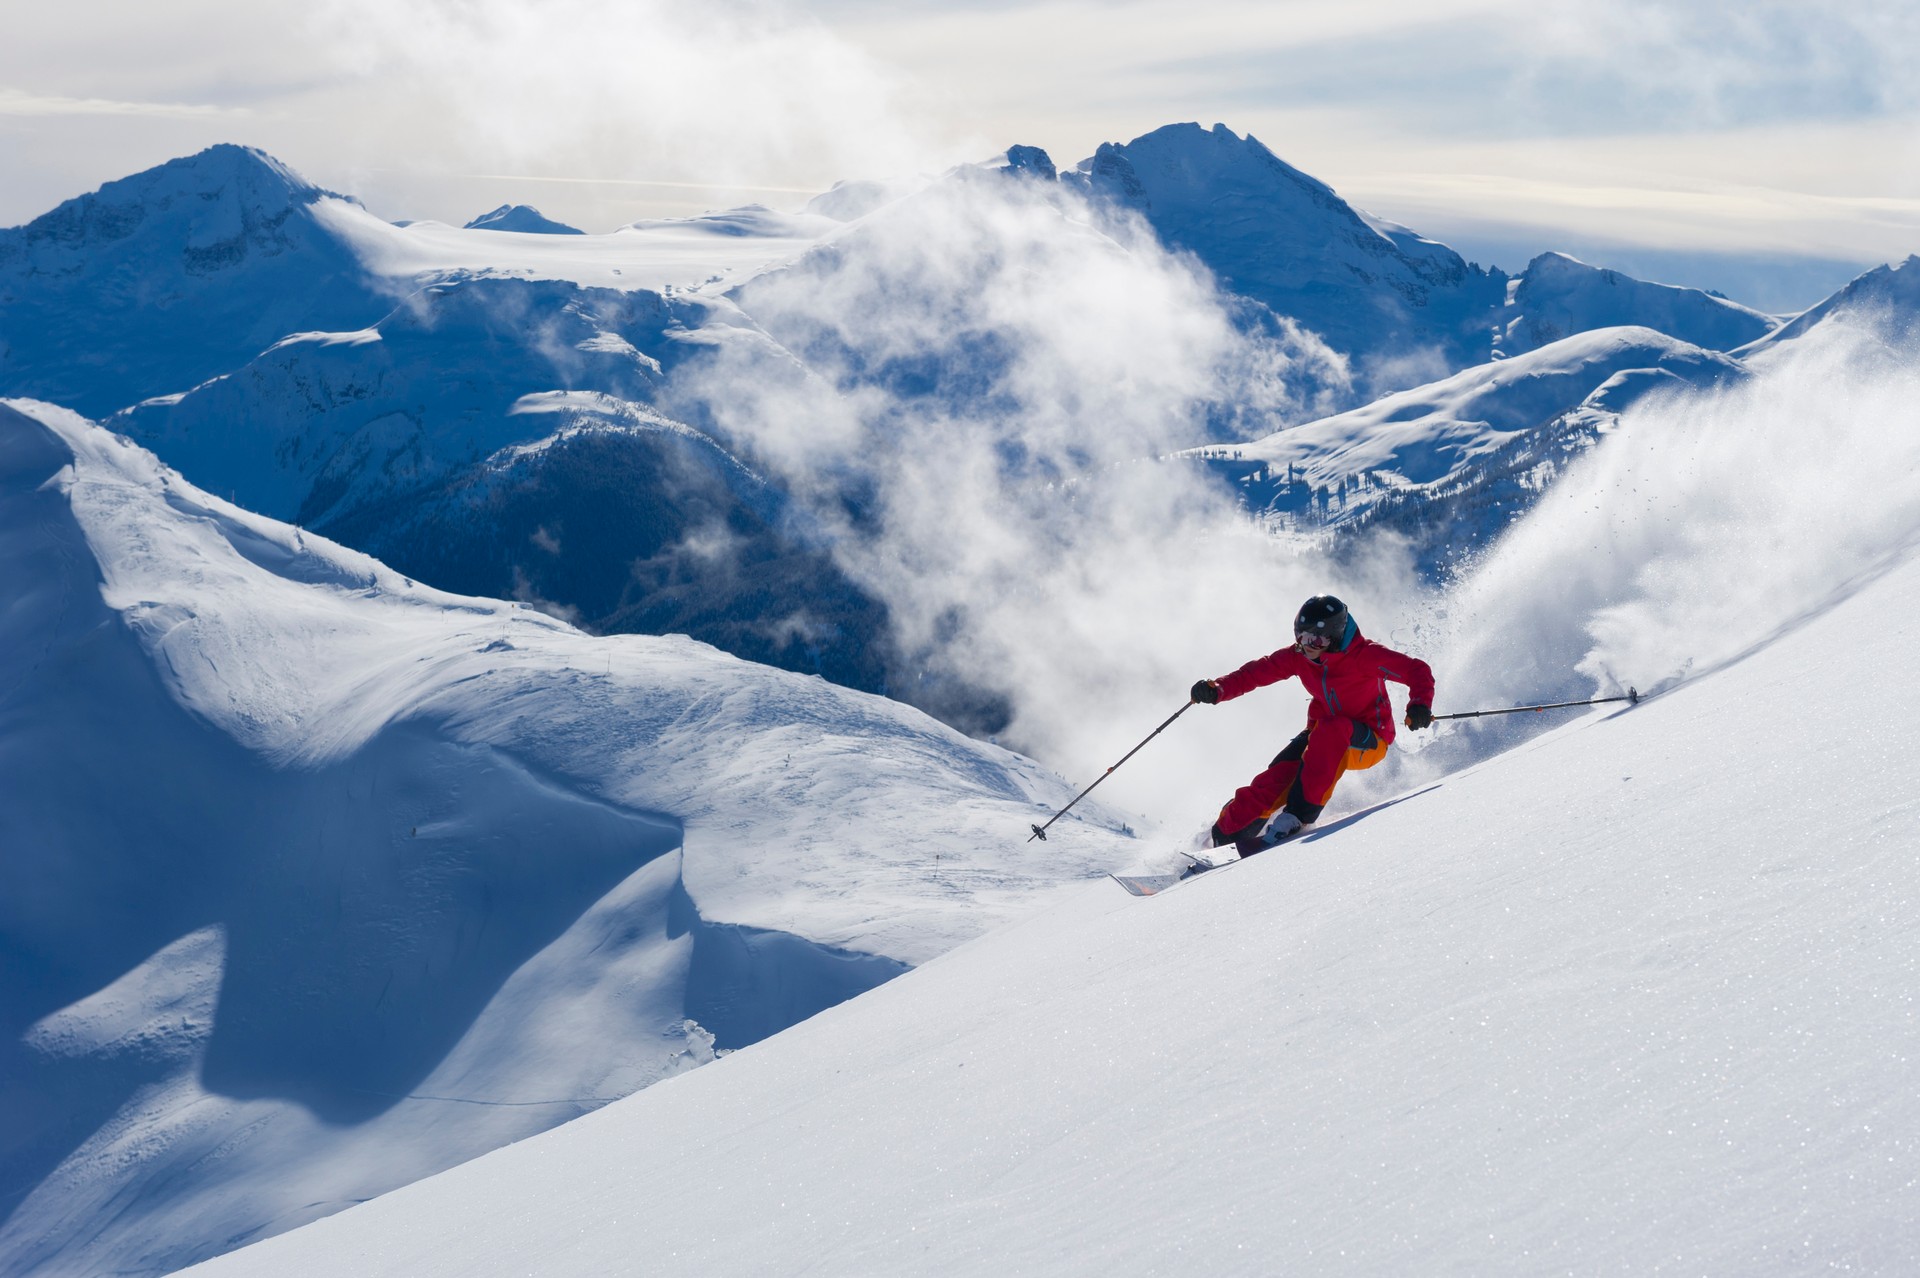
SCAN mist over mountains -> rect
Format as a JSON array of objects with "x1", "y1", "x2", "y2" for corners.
[
  {"x1": 4, "y1": 120, "x2": 1919, "y2": 1276},
  {"x1": 0, "y1": 124, "x2": 1818, "y2": 730}
]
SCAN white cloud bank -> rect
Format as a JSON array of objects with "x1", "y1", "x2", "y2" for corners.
[
  {"x1": 300, "y1": 0, "x2": 937, "y2": 220},
  {"x1": 0, "y1": 90, "x2": 243, "y2": 119}
]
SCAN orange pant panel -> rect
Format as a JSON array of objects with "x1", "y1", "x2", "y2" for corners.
[{"x1": 1217, "y1": 718, "x2": 1387, "y2": 834}]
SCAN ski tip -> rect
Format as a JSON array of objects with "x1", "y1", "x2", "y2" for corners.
[{"x1": 1109, "y1": 872, "x2": 1184, "y2": 896}]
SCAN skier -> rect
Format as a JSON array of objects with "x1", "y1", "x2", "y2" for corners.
[{"x1": 1190, "y1": 595, "x2": 1434, "y2": 856}]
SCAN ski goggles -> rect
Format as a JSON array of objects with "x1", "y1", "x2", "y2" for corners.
[{"x1": 1294, "y1": 630, "x2": 1334, "y2": 653}]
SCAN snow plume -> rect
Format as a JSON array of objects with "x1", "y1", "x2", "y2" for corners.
[
  {"x1": 1365, "y1": 310, "x2": 1920, "y2": 798},
  {"x1": 311, "y1": 0, "x2": 927, "y2": 202},
  {"x1": 673, "y1": 170, "x2": 1373, "y2": 833}
]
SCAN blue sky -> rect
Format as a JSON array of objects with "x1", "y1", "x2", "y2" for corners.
[{"x1": 3, "y1": 0, "x2": 1916, "y2": 309}]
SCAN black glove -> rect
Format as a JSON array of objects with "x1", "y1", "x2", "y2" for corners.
[
  {"x1": 1404, "y1": 703, "x2": 1433, "y2": 730},
  {"x1": 1190, "y1": 679, "x2": 1221, "y2": 705}
]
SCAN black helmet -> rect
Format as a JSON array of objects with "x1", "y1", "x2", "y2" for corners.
[{"x1": 1294, "y1": 595, "x2": 1350, "y2": 650}]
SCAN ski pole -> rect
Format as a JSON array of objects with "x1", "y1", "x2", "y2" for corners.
[
  {"x1": 1029, "y1": 701, "x2": 1193, "y2": 842},
  {"x1": 1433, "y1": 687, "x2": 1639, "y2": 721}
]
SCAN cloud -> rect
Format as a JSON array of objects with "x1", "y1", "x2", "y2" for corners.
[
  {"x1": 509, "y1": 565, "x2": 585, "y2": 627},
  {"x1": 1338, "y1": 153, "x2": 1920, "y2": 263},
  {"x1": 668, "y1": 167, "x2": 1391, "y2": 833},
  {"x1": 0, "y1": 90, "x2": 242, "y2": 119},
  {"x1": 1516, "y1": 0, "x2": 1920, "y2": 126},
  {"x1": 307, "y1": 0, "x2": 935, "y2": 195}
]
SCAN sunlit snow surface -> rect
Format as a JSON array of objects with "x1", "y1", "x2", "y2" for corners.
[{"x1": 185, "y1": 528, "x2": 1920, "y2": 1277}]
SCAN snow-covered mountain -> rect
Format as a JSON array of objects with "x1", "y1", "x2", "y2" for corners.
[
  {"x1": 7, "y1": 126, "x2": 1920, "y2": 1278},
  {"x1": 104, "y1": 271, "x2": 908, "y2": 696},
  {"x1": 0, "y1": 149, "x2": 944, "y2": 708},
  {"x1": 1051, "y1": 125, "x2": 1781, "y2": 401},
  {"x1": 1069, "y1": 123, "x2": 1508, "y2": 391},
  {"x1": 178, "y1": 428, "x2": 1920, "y2": 1278},
  {"x1": 1189, "y1": 326, "x2": 1747, "y2": 575},
  {"x1": 0, "y1": 146, "x2": 843, "y2": 421},
  {"x1": 0, "y1": 146, "x2": 397, "y2": 419},
  {"x1": 0, "y1": 139, "x2": 1810, "y2": 713},
  {"x1": 1498, "y1": 251, "x2": 1776, "y2": 357},
  {"x1": 1180, "y1": 251, "x2": 1916, "y2": 578},
  {"x1": 0, "y1": 398, "x2": 1138, "y2": 1276},
  {"x1": 1740, "y1": 253, "x2": 1920, "y2": 355},
  {"x1": 113, "y1": 277, "x2": 682, "y2": 526},
  {"x1": 463, "y1": 205, "x2": 584, "y2": 235}
]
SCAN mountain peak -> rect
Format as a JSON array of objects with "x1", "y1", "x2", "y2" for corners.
[
  {"x1": 1828, "y1": 254, "x2": 1920, "y2": 310},
  {"x1": 3, "y1": 144, "x2": 338, "y2": 253},
  {"x1": 464, "y1": 204, "x2": 585, "y2": 235},
  {"x1": 0, "y1": 146, "x2": 386, "y2": 416},
  {"x1": 1000, "y1": 145, "x2": 1057, "y2": 182},
  {"x1": 1069, "y1": 121, "x2": 1501, "y2": 394},
  {"x1": 1502, "y1": 252, "x2": 1775, "y2": 357},
  {"x1": 1747, "y1": 254, "x2": 1920, "y2": 352},
  {"x1": 1079, "y1": 122, "x2": 1344, "y2": 213}
]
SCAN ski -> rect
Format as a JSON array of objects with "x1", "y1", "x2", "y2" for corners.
[
  {"x1": 1108, "y1": 825, "x2": 1315, "y2": 896},
  {"x1": 1108, "y1": 864, "x2": 1217, "y2": 896}
]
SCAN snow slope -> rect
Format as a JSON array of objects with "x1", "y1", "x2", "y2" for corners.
[
  {"x1": 0, "y1": 401, "x2": 1136, "y2": 1276},
  {"x1": 184, "y1": 488, "x2": 1920, "y2": 1277}
]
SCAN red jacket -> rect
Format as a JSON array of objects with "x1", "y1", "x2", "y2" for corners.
[{"x1": 1216, "y1": 632, "x2": 1435, "y2": 744}]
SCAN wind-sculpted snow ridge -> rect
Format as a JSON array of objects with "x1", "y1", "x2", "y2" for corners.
[
  {"x1": 0, "y1": 401, "x2": 1136, "y2": 1277},
  {"x1": 178, "y1": 473, "x2": 1920, "y2": 1278}
]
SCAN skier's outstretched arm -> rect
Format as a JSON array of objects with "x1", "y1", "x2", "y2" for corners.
[{"x1": 1196, "y1": 648, "x2": 1305, "y2": 705}]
